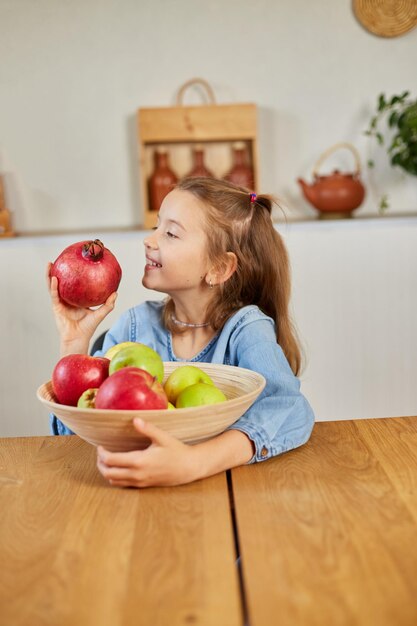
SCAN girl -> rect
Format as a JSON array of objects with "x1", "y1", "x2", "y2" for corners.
[{"x1": 48, "y1": 177, "x2": 315, "y2": 488}]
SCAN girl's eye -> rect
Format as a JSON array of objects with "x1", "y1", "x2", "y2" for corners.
[{"x1": 166, "y1": 231, "x2": 177, "y2": 239}]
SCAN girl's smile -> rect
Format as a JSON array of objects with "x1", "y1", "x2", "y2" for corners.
[{"x1": 145, "y1": 255, "x2": 162, "y2": 270}]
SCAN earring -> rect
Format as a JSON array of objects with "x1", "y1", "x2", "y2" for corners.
[{"x1": 209, "y1": 278, "x2": 213, "y2": 289}]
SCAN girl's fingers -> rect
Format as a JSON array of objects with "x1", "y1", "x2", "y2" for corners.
[
  {"x1": 49, "y1": 275, "x2": 61, "y2": 305},
  {"x1": 97, "y1": 446, "x2": 142, "y2": 469},
  {"x1": 91, "y1": 292, "x2": 118, "y2": 324},
  {"x1": 97, "y1": 457, "x2": 146, "y2": 487},
  {"x1": 97, "y1": 459, "x2": 138, "y2": 482},
  {"x1": 105, "y1": 292, "x2": 118, "y2": 306}
]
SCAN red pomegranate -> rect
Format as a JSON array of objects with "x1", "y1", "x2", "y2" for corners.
[{"x1": 50, "y1": 239, "x2": 122, "y2": 308}]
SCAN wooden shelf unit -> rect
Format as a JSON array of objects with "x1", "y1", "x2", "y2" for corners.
[{"x1": 137, "y1": 103, "x2": 259, "y2": 228}]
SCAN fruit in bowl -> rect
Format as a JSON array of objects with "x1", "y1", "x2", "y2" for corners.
[
  {"x1": 95, "y1": 367, "x2": 168, "y2": 410},
  {"x1": 49, "y1": 346, "x2": 240, "y2": 413},
  {"x1": 176, "y1": 382, "x2": 227, "y2": 408},
  {"x1": 109, "y1": 343, "x2": 164, "y2": 382},
  {"x1": 163, "y1": 365, "x2": 215, "y2": 405},
  {"x1": 104, "y1": 341, "x2": 139, "y2": 361},
  {"x1": 37, "y1": 362, "x2": 266, "y2": 452},
  {"x1": 52, "y1": 354, "x2": 110, "y2": 407},
  {"x1": 77, "y1": 388, "x2": 99, "y2": 409}
]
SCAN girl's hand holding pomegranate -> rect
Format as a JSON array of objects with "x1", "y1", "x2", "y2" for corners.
[
  {"x1": 46, "y1": 239, "x2": 122, "y2": 357},
  {"x1": 46, "y1": 262, "x2": 118, "y2": 357}
]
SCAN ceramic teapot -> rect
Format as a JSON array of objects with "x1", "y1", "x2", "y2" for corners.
[{"x1": 298, "y1": 143, "x2": 366, "y2": 219}]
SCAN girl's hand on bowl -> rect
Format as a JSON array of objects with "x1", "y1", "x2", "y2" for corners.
[{"x1": 96, "y1": 417, "x2": 197, "y2": 488}]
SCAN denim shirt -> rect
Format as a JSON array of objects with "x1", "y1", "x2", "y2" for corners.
[{"x1": 51, "y1": 301, "x2": 315, "y2": 464}]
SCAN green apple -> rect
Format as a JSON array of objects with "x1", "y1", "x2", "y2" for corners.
[
  {"x1": 176, "y1": 382, "x2": 227, "y2": 408},
  {"x1": 109, "y1": 343, "x2": 164, "y2": 382},
  {"x1": 105, "y1": 341, "x2": 140, "y2": 361},
  {"x1": 164, "y1": 365, "x2": 214, "y2": 405},
  {"x1": 167, "y1": 402, "x2": 176, "y2": 410},
  {"x1": 77, "y1": 387, "x2": 99, "y2": 408}
]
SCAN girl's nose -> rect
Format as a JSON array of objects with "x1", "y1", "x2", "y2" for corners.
[{"x1": 144, "y1": 233, "x2": 158, "y2": 249}]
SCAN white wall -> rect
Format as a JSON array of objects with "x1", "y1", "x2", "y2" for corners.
[
  {"x1": 1, "y1": 218, "x2": 416, "y2": 437},
  {"x1": 0, "y1": 0, "x2": 416, "y2": 232}
]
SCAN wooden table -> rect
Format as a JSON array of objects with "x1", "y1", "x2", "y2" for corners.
[
  {"x1": 0, "y1": 436, "x2": 241, "y2": 626},
  {"x1": 1, "y1": 417, "x2": 417, "y2": 626},
  {"x1": 232, "y1": 416, "x2": 417, "y2": 626}
]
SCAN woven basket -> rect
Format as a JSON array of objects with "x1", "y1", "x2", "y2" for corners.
[
  {"x1": 353, "y1": 0, "x2": 417, "y2": 38},
  {"x1": 37, "y1": 362, "x2": 266, "y2": 452}
]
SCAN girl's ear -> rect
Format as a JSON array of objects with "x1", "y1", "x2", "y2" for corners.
[{"x1": 207, "y1": 252, "x2": 237, "y2": 287}]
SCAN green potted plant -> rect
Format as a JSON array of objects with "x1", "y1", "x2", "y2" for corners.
[{"x1": 364, "y1": 91, "x2": 417, "y2": 211}]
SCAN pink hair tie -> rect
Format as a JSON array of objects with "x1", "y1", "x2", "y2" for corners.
[{"x1": 250, "y1": 193, "x2": 257, "y2": 203}]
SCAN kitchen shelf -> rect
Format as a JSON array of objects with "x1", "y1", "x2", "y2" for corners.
[{"x1": 5, "y1": 211, "x2": 417, "y2": 242}]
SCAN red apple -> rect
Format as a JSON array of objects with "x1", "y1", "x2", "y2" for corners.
[
  {"x1": 95, "y1": 366, "x2": 168, "y2": 410},
  {"x1": 52, "y1": 354, "x2": 110, "y2": 406}
]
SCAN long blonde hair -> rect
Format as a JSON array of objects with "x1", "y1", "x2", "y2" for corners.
[{"x1": 163, "y1": 177, "x2": 302, "y2": 375}]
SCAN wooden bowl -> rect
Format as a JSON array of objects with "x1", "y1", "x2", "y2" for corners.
[{"x1": 37, "y1": 362, "x2": 266, "y2": 451}]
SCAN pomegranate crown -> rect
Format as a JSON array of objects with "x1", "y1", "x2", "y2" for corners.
[{"x1": 82, "y1": 239, "x2": 104, "y2": 261}]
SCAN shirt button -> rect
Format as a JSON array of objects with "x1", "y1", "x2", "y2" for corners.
[{"x1": 260, "y1": 447, "x2": 268, "y2": 457}]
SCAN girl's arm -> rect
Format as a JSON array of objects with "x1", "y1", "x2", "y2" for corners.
[{"x1": 96, "y1": 418, "x2": 255, "y2": 488}]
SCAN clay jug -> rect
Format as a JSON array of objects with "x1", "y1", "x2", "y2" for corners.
[
  {"x1": 187, "y1": 145, "x2": 214, "y2": 178},
  {"x1": 225, "y1": 142, "x2": 254, "y2": 189},
  {"x1": 0, "y1": 175, "x2": 14, "y2": 237},
  {"x1": 298, "y1": 143, "x2": 366, "y2": 219},
  {"x1": 148, "y1": 148, "x2": 178, "y2": 212}
]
